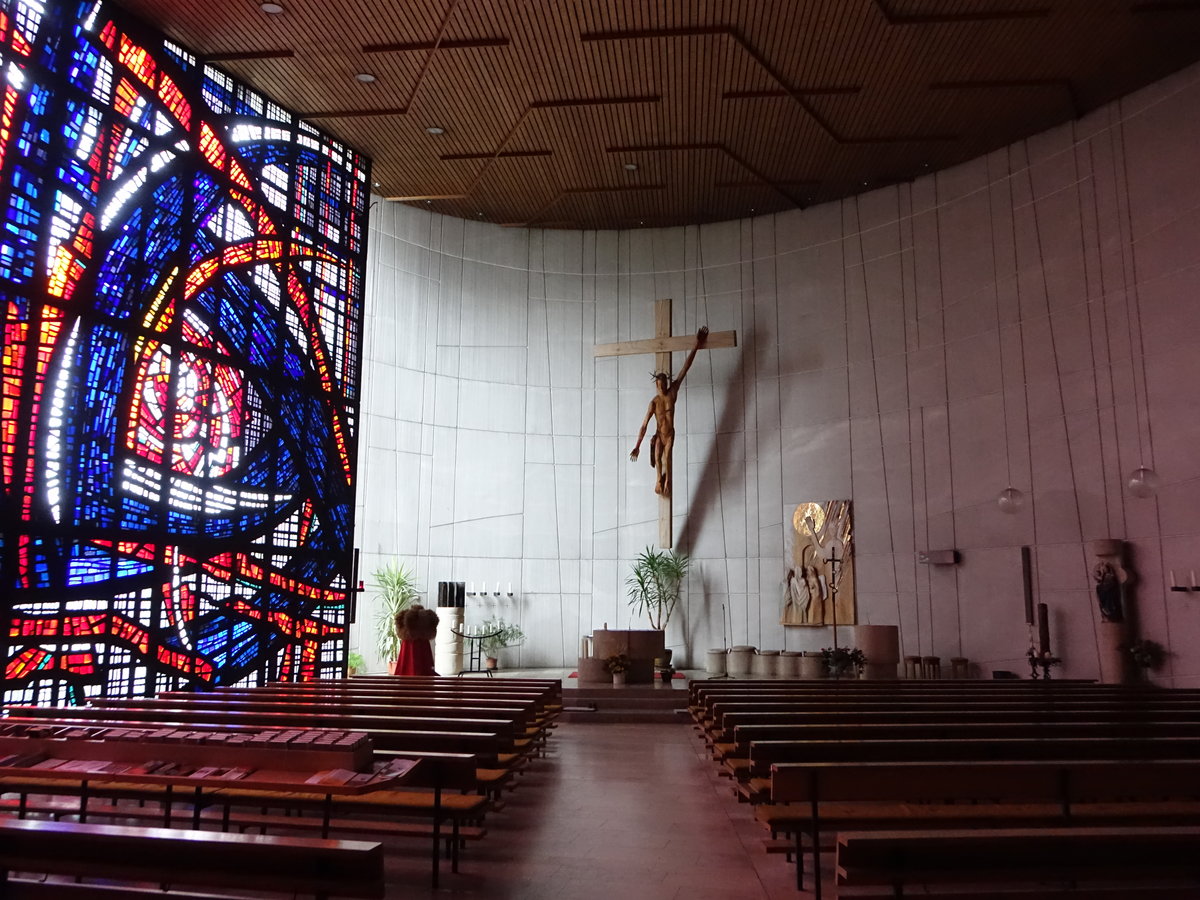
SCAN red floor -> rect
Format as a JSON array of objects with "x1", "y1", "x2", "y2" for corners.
[{"x1": 390, "y1": 720, "x2": 802, "y2": 899}]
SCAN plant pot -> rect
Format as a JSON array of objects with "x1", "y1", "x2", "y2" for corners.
[
  {"x1": 612, "y1": 671, "x2": 626, "y2": 687},
  {"x1": 387, "y1": 659, "x2": 398, "y2": 676},
  {"x1": 485, "y1": 657, "x2": 498, "y2": 670},
  {"x1": 659, "y1": 668, "x2": 673, "y2": 684}
]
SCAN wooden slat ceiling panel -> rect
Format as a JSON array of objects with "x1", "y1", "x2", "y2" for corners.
[{"x1": 111, "y1": 0, "x2": 1200, "y2": 229}]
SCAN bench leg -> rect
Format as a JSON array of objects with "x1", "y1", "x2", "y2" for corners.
[
  {"x1": 795, "y1": 829, "x2": 804, "y2": 891},
  {"x1": 810, "y1": 798, "x2": 822, "y2": 900},
  {"x1": 431, "y1": 783, "x2": 442, "y2": 890}
]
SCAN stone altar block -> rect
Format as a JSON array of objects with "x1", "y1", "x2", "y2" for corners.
[{"x1": 578, "y1": 629, "x2": 666, "y2": 683}]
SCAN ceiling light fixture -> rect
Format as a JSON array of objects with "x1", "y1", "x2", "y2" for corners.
[
  {"x1": 354, "y1": 73, "x2": 376, "y2": 83},
  {"x1": 259, "y1": 1, "x2": 284, "y2": 13},
  {"x1": 426, "y1": 126, "x2": 445, "y2": 135},
  {"x1": 371, "y1": 181, "x2": 380, "y2": 188},
  {"x1": 624, "y1": 163, "x2": 638, "y2": 171}
]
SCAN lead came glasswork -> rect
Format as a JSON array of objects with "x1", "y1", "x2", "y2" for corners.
[{"x1": 0, "y1": 0, "x2": 369, "y2": 703}]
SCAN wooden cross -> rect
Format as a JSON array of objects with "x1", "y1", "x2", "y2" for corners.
[{"x1": 593, "y1": 298, "x2": 737, "y2": 548}]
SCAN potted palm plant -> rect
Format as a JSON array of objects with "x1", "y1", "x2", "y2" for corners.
[
  {"x1": 626, "y1": 546, "x2": 690, "y2": 667},
  {"x1": 374, "y1": 561, "x2": 420, "y2": 673},
  {"x1": 626, "y1": 546, "x2": 690, "y2": 630},
  {"x1": 479, "y1": 617, "x2": 525, "y2": 670}
]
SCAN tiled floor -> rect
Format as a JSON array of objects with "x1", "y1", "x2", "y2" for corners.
[{"x1": 390, "y1": 716, "x2": 802, "y2": 899}]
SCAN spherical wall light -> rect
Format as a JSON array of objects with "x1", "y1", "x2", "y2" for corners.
[
  {"x1": 997, "y1": 486, "x2": 1025, "y2": 514},
  {"x1": 1127, "y1": 466, "x2": 1159, "y2": 499}
]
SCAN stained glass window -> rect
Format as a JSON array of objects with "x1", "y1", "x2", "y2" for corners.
[{"x1": 1, "y1": 1, "x2": 369, "y2": 704}]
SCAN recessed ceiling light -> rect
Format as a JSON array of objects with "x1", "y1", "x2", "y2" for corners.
[
  {"x1": 259, "y1": 1, "x2": 284, "y2": 13},
  {"x1": 355, "y1": 73, "x2": 376, "y2": 83},
  {"x1": 371, "y1": 181, "x2": 380, "y2": 188},
  {"x1": 426, "y1": 126, "x2": 445, "y2": 135},
  {"x1": 624, "y1": 163, "x2": 638, "y2": 171}
]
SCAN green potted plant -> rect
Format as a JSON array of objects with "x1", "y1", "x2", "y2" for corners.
[
  {"x1": 626, "y1": 546, "x2": 690, "y2": 632},
  {"x1": 605, "y1": 653, "x2": 631, "y2": 686},
  {"x1": 479, "y1": 617, "x2": 525, "y2": 669},
  {"x1": 346, "y1": 649, "x2": 366, "y2": 676},
  {"x1": 374, "y1": 561, "x2": 421, "y2": 673},
  {"x1": 1123, "y1": 638, "x2": 1166, "y2": 674},
  {"x1": 821, "y1": 646, "x2": 866, "y2": 679}
]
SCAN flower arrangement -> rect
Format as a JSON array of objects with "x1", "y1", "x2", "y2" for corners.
[
  {"x1": 1123, "y1": 638, "x2": 1166, "y2": 670},
  {"x1": 604, "y1": 654, "x2": 632, "y2": 675},
  {"x1": 821, "y1": 646, "x2": 866, "y2": 677}
]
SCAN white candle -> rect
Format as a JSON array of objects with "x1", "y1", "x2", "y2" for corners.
[
  {"x1": 495, "y1": 581, "x2": 501, "y2": 595},
  {"x1": 1192, "y1": 570, "x2": 1198, "y2": 589},
  {"x1": 1170, "y1": 570, "x2": 1178, "y2": 588},
  {"x1": 507, "y1": 582, "x2": 513, "y2": 594},
  {"x1": 468, "y1": 581, "x2": 475, "y2": 595}
]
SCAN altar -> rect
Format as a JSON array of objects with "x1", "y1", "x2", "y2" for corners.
[{"x1": 578, "y1": 629, "x2": 666, "y2": 683}]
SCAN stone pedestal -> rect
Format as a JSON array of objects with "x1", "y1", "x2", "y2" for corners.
[
  {"x1": 433, "y1": 607, "x2": 464, "y2": 676},
  {"x1": 798, "y1": 653, "x2": 825, "y2": 679},
  {"x1": 853, "y1": 624, "x2": 900, "y2": 680},
  {"x1": 1098, "y1": 620, "x2": 1132, "y2": 685}
]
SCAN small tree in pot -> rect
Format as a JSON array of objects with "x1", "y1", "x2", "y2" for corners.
[
  {"x1": 626, "y1": 546, "x2": 690, "y2": 630},
  {"x1": 374, "y1": 562, "x2": 420, "y2": 673},
  {"x1": 627, "y1": 546, "x2": 689, "y2": 667}
]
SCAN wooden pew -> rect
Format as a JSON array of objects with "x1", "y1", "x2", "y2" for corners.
[
  {"x1": 701, "y1": 699, "x2": 1200, "y2": 737},
  {"x1": 317, "y1": 676, "x2": 562, "y2": 711},
  {"x1": 836, "y1": 825, "x2": 1200, "y2": 898},
  {"x1": 0, "y1": 717, "x2": 478, "y2": 889},
  {"x1": 688, "y1": 680, "x2": 1157, "y2": 711},
  {"x1": 8, "y1": 705, "x2": 515, "y2": 765},
  {"x1": 252, "y1": 679, "x2": 562, "y2": 733},
  {"x1": 764, "y1": 758, "x2": 1200, "y2": 900},
  {"x1": 0, "y1": 815, "x2": 384, "y2": 899},
  {"x1": 711, "y1": 707, "x2": 1200, "y2": 737},
  {"x1": 710, "y1": 720, "x2": 1200, "y2": 787}
]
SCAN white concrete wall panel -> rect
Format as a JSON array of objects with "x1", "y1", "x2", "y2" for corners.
[{"x1": 351, "y1": 64, "x2": 1200, "y2": 685}]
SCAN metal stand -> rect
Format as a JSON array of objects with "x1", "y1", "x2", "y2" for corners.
[
  {"x1": 1028, "y1": 653, "x2": 1061, "y2": 680},
  {"x1": 452, "y1": 628, "x2": 502, "y2": 677}
]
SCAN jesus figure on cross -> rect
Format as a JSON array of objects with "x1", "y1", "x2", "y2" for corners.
[{"x1": 629, "y1": 326, "x2": 708, "y2": 496}]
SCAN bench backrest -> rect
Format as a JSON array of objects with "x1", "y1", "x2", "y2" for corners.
[
  {"x1": 728, "y1": 720, "x2": 1200, "y2": 746},
  {"x1": 6, "y1": 706, "x2": 508, "y2": 761},
  {"x1": 714, "y1": 707, "x2": 1200, "y2": 729},
  {"x1": 770, "y1": 758, "x2": 1200, "y2": 805},
  {"x1": 750, "y1": 736, "x2": 1200, "y2": 769},
  {"x1": 0, "y1": 818, "x2": 385, "y2": 898}
]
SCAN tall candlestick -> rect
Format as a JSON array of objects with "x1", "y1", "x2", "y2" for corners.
[{"x1": 1037, "y1": 603, "x2": 1050, "y2": 655}]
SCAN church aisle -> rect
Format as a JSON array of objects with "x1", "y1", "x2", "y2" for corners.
[{"x1": 392, "y1": 720, "x2": 799, "y2": 899}]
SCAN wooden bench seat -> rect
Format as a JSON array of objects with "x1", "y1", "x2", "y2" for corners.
[
  {"x1": 836, "y1": 825, "x2": 1200, "y2": 897},
  {"x1": 0, "y1": 817, "x2": 383, "y2": 898},
  {"x1": 764, "y1": 758, "x2": 1200, "y2": 900}
]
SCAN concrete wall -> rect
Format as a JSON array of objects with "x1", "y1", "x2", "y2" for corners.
[{"x1": 352, "y1": 62, "x2": 1200, "y2": 684}]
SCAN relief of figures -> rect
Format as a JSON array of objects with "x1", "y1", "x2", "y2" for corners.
[{"x1": 782, "y1": 500, "x2": 856, "y2": 626}]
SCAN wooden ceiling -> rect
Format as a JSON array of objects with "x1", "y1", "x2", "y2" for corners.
[{"x1": 114, "y1": 0, "x2": 1200, "y2": 229}]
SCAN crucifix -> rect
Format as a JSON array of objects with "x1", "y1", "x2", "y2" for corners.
[{"x1": 593, "y1": 298, "x2": 737, "y2": 548}]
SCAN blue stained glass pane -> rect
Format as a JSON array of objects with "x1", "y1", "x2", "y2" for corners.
[{"x1": 4, "y1": 0, "x2": 366, "y2": 703}]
